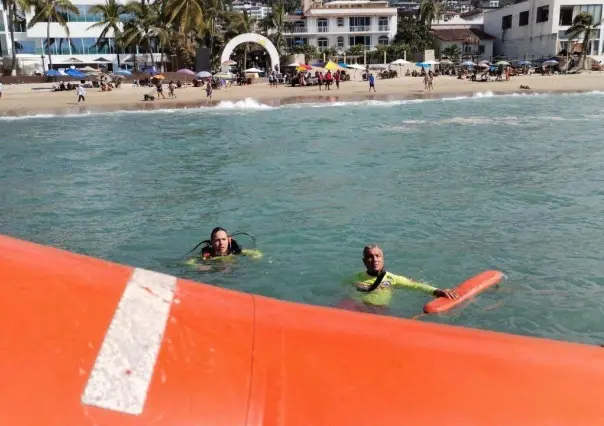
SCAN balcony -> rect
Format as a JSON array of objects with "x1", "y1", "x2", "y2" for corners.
[
  {"x1": 318, "y1": 26, "x2": 329, "y2": 32},
  {"x1": 350, "y1": 25, "x2": 371, "y2": 32},
  {"x1": 292, "y1": 27, "x2": 308, "y2": 33},
  {"x1": 378, "y1": 25, "x2": 390, "y2": 31}
]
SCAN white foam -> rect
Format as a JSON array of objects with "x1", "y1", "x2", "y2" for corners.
[
  {"x1": 1, "y1": 90, "x2": 602, "y2": 121},
  {"x1": 213, "y1": 98, "x2": 274, "y2": 110}
]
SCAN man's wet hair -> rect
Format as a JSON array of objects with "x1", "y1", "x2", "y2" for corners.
[{"x1": 363, "y1": 244, "x2": 382, "y2": 258}]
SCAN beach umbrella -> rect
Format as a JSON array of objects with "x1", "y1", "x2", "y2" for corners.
[
  {"x1": 338, "y1": 62, "x2": 350, "y2": 68},
  {"x1": 113, "y1": 69, "x2": 132, "y2": 76},
  {"x1": 415, "y1": 62, "x2": 430, "y2": 68},
  {"x1": 495, "y1": 60, "x2": 510, "y2": 66},
  {"x1": 423, "y1": 59, "x2": 440, "y2": 65},
  {"x1": 45, "y1": 69, "x2": 64, "y2": 77},
  {"x1": 478, "y1": 63, "x2": 490, "y2": 68},
  {"x1": 287, "y1": 61, "x2": 300, "y2": 67},
  {"x1": 324, "y1": 61, "x2": 343, "y2": 71},
  {"x1": 543, "y1": 59, "x2": 559, "y2": 66},
  {"x1": 517, "y1": 60, "x2": 532, "y2": 66},
  {"x1": 439, "y1": 59, "x2": 453, "y2": 65},
  {"x1": 222, "y1": 59, "x2": 237, "y2": 66},
  {"x1": 244, "y1": 67, "x2": 263, "y2": 73},
  {"x1": 391, "y1": 59, "x2": 410, "y2": 65},
  {"x1": 79, "y1": 65, "x2": 101, "y2": 73},
  {"x1": 196, "y1": 71, "x2": 212, "y2": 78},
  {"x1": 460, "y1": 60, "x2": 476, "y2": 66},
  {"x1": 153, "y1": 74, "x2": 165, "y2": 80},
  {"x1": 176, "y1": 68, "x2": 195, "y2": 83},
  {"x1": 296, "y1": 64, "x2": 312, "y2": 71}
]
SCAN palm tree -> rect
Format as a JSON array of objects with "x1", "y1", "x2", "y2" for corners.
[
  {"x1": 442, "y1": 44, "x2": 460, "y2": 61},
  {"x1": 201, "y1": 0, "x2": 225, "y2": 67},
  {"x1": 26, "y1": 0, "x2": 79, "y2": 70},
  {"x1": 1, "y1": 0, "x2": 29, "y2": 75},
  {"x1": 88, "y1": 0, "x2": 125, "y2": 67},
  {"x1": 261, "y1": 1, "x2": 292, "y2": 57},
  {"x1": 419, "y1": 0, "x2": 443, "y2": 29},
  {"x1": 566, "y1": 11, "x2": 603, "y2": 69},
  {"x1": 420, "y1": 0, "x2": 441, "y2": 29},
  {"x1": 121, "y1": 1, "x2": 163, "y2": 69},
  {"x1": 164, "y1": 0, "x2": 204, "y2": 35},
  {"x1": 226, "y1": 10, "x2": 256, "y2": 70}
]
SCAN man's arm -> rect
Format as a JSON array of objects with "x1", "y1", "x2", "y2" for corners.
[
  {"x1": 391, "y1": 274, "x2": 460, "y2": 299},
  {"x1": 241, "y1": 249, "x2": 262, "y2": 260}
]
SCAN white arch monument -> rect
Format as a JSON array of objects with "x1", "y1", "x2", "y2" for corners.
[{"x1": 220, "y1": 33, "x2": 280, "y2": 73}]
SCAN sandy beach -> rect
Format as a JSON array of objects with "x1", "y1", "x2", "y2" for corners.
[{"x1": 1, "y1": 72, "x2": 603, "y2": 117}]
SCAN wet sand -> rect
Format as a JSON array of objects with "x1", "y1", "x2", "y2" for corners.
[{"x1": 1, "y1": 73, "x2": 603, "y2": 117}]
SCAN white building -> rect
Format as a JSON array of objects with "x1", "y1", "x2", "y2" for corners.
[
  {"x1": 0, "y1": 0, "x2": 161, "y2": 74},
  {"x1": 231, "y1": 1, "x2": 273, "y2": 20},
  {"x1": 483, "y1": 0, "x2": 604, "y2": 59},
  {"x1": 283, "y1": 0, "x2": 398, "y2": 52}
]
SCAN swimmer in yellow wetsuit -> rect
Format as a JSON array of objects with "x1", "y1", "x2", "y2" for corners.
[
  {"x1": 338, "y1": 244, "x2": 459, "y2": 312},
  {"x1": 185, "y1": 227, "x2": 262, "y2": 270}
]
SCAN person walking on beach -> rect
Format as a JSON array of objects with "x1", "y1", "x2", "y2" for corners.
[
  {"x1": 0, "y1": 80, "x2": 3, "y2": 99},
  {"x1": 155, "y1": 81, "x2": 166, "y2": 99},
  {"x1": 334, "y1": 70, "x2": 340, "y2": 89},
  {"x1": 428, "y1": 70, "x2": 434, "y2": 91},
  {"x1": 368, "y1": 73, "x2": 376, "y2": 92},
  {"x1": 77, "y1": 84, "x2": 86, "y2": 103},
  {"x1": 168, "y1": 81, "x2": 176, "y2": 98},
  {"x1": 206, "y1": 80, "x2": 213, "y2": 101}
]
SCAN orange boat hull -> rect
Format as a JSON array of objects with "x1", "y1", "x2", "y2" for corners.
[{"x1": 1, "y1": 234, "x2": 604, "y2": 425}]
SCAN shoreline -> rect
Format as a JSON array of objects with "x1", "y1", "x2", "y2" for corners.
[{"x1": 1, "y1": 74, "x2": 604, "y2": 117}]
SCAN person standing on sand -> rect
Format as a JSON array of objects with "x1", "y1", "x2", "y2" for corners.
[
  {"x1": 0, "y1": 80, "x2": 3, "y2": 99},
  {"x1": 334, "y1": 70, "x2": 340, "y2": 89},
  {"x1": 77, "y1": 84, "x2": 86, "y2": 103},
  {"x1": 368, "y1": 73, "x2": 376, "y2": 92}
]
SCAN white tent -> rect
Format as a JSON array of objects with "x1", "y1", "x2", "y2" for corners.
[
  {"x1": 244, "y1": 67, "x2": 263, "y2": 73},
  {"x1": 390, "y1": 59, "x2": 410, "y2": 65}
]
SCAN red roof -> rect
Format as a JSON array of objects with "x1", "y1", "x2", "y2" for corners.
[{"x1": 431, "y1": 28, "x2": 496, "y2": 41}]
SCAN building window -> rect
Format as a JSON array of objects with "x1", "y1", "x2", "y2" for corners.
[
  {"x1": 574, "y1": 5, "x2": 602, "y2": 24},
  {"x1": 317, "y1": 37, "x2": 329, "y2": 50},
  {"x1": 378, "y1": 35, "x2": 389, "y2": 45},
  {"x1": 378, "y1": 16, "x2": 389, "y2": 31},
  {"x1": 293, "y1": 20, "x2": 306, "y2": 33},
  {"x1": 349, "y1": 16, "x2": 370, "y2": 32},
  {"x1": 559, "y1": 6, "x2": 573, "y2": 26},
  {"x1": 317, "y1": 18, "x2": 328, "y2": 33},
  {"x1": 501, "y1": 14, "x2": 512, "y2": 29},
  {"x1": 337, "y1": 36, "x2": 344, "y2": 48},
  {"x1": 286, "y1": 36, "x2": 308, "y2": 47},
  {"x1": 349, "y1": 35, "x2": 371, "y2": 48},
  {"x1": 337, "y1": 17, "x2": 344, "y2": 27},
  {"x1": 519, "y1": 11, "x2": 529, "y2": 26},
  {"x1": 536, "y1": 5, "x2": 548, "y2": 23},
  {"x1": 478, "y1": 45, "x2": 485, "y2": 54}
]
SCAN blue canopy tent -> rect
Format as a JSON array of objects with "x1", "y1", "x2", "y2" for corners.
[
  {"x1": 64, "y1": 68, "x2": 87, "y2": 79},
  {"x1": 45, "y1": 69, "x2": 64, "y2": 77}
]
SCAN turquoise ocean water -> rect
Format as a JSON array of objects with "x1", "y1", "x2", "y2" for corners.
[{"x1": 2, "y1": 91, "x2": 604, "y2": 345}]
